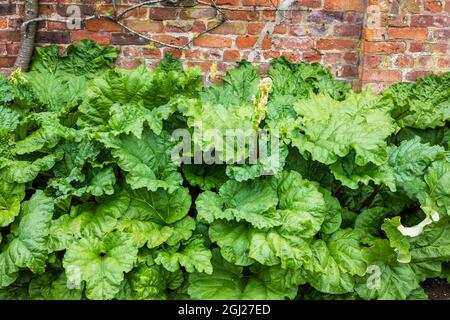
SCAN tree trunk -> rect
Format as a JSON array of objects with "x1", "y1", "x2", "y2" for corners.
[{"x1": 14, "y1": 0, "x2": 39, "y2": 71}]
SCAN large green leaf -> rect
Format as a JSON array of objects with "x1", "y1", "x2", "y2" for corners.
[
  {"x1": 289, "y1": 91, "x2": 395, "y2": 167},
  {"x1": 188, "y1": 250, "x2": 297, "y2": 300},
  {"x1": 63, "y1": 232, "x2": 138, "y2": 300},
  {"x1": 0, "y1": 191, "x2": 54, "y2": 287},
  {"x1": 0, "y1": 181, "x2": 25, "y2": 227},
  {"x1": 101, "y1": 129, "x2": 183, "y2": 192}
]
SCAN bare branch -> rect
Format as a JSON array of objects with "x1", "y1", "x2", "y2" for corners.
[
  {"x1": 14, "y1": 0, "x2": 39, "y2": 71},
  {"x1": 115, "y1": 20, "x2": 185, "y2": 49},
  {"x1": 20, "y1": 15, "x2": 100, "y2": 32},
  {"x1": 196, "y1": 1, "x2": 311, "y2": 12}
]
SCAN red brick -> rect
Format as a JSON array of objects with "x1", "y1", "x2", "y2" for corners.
[
  {"x1": 334, "y1": 25, "x2": 361, "y2": 37},
  {"x1": 225, "y1": 10, "x2": 260, "y2": 21},
  {"x1": 262, "y1": 11, "x2": 276, "y2": 21},
  {"x1": 165, "y1": 20, "x2": 205, "y2": 33},
  {"x1": 47, "y1": 21, "x2": 69, "y2": 31},
  {"x1": 247, "y1": 23, "x2": 264, "y2": 35},
  {"x1": 263, "y1": 51, "x2": 281, "y2": 60},
  {"x1": 116, "y1": 57, "x2": 142, "y2": 70},
  {"x1": 100, "y1": 5, "x2": 147, "y2": 18},
  {"x1": 363, "y1": 55, "x2": 382, "y2": 68},
  {"x1": 344, "y1": 52, "x2": 358, "y2": 63},
  {"x1": 192, "y1": 21, "x2": 207, "y2": 33},
  {"x1": 143, "y1": 47, "x2": 162, "y2": 59},
  {"x1": 38, "y1": 4, "x2": 54, "y2": 16},
  {"x1": 433, "y1": 29, "x2": 450, "y2": 40},
  {"x1": 446, "y1": 0, "x2": 450, "y2": 12},
  {"x1": 111, "y1": 33, "x2": 148, "y2": 45},
  {"x1": 394, "y1": 55, "x2": 414, "y2": 68},
  {"x1": 432, "y1": 15, "x2": 450, "y2": 27},
  {"x1": 305, "y1": 12, "x2": 339, "y2": 25},
  {"x1": 303, "y1": 51, "x2": 322, "y2": 62},
  {"x1": 410, "y1": 14, "x2": 450, "y2": 28},
  {"x1": 223, "y1": 49, "x2": 241, "y2": 62},
  {"x1": 424, "y1": 0, "x2": 444, "y2": 12},
  {"x1": 426, "y1": 43, "x2": 448, "y2": 54},
  {"x1": 277, "y1": 37, "x2": 314, "y2": 50},
  {"x1": 401, "y1": 0, "x2": 422, "y2": 13},
  {"x1": 153, "y1": 35, "x2": 188, "y2": 47},
  {"x1": 215, "y1": 0, "x2": 240, "y2": 5},
  {"x1": 6, "y1": 43, "x2": 19, "y2": 55},
  {"x1": 406, "y1": 71, "x2": 433, "y2": 81},
  {"x1": 337, "y1": 65, "x2": 358, "y2": 77},
  {"x1": 186, "y1": 61, "x2": 213, "y2": 73},
  {"x1": 282, "y1": 52, "x2": 302, "y2": 62},
  {"x1": 362, "y1": 69, "x2": 402, "y2": 82},
  {"x1": 236, "y1": 36, "x2": 257, "y2": 48},
  {"x1": 189, "y1": 50, "x2": 212, "y2": 61},
  {"x1": 5, "y1": 18, "x2": 23, "y2": 30},
  {"x1": 261, "y1": 37, "x2": 273, "y2": 50},
  {"x1": 409, "y1": 42, "x2": 425, "y2": 52},
  {"x1": 208, "y1": 22, "x2": 247, "y2": 35},
  {"x1": 290, "y1": 26, "x2": 308, "y2": 37},
  {"x1": 180, "y1": 8, "x2": 217, "y2": 19},
  {"x1": 323, "y1": 52, "x2": 344, "y2": 64},
  {"x1": 149, "y1": 8, "x2": 177, "y2": 21},
  {"x1": 71, "y1": 31, "x2": 110, "y2": 45},
  {"x1": 437, "y1": 57, "x2": 450, "y2": 68},
  {"x1": 284, "y1": 12, "x2": 303, "y2": 24},
  {"x1": 386, "y1": 14, "x2": 410, "y2": 27},
  {"x1": 121, "y1": 46, "x2": 143, "y2": 58},
  {"x1": 184, "y1": 49, "x2": 202, "y2": 60},
  {"x1": 242, "y1": 0, "x2": 281, "y2": 5},
  {"x1": 236, "y1": 36, "x2": 272, "y2": 49},
  {"x1": 85, "y1": 18, "x2": 123, "y2": 32},
  {"x1": 364, "y1": 41, "x2": 407, "y2": 54},
  {"x1": 298, "y1": 0, "x2": 323, "y2": 8},
  {"x1": 324, "y1": 0, "x2": 363, "y2": 11},
  {"x1": 364, "y1": 28, "x2": 386, "y2": 41},
  {"x1": 317, "y1": 39, "x2": 358, "y2": 50},
  {"x1": 388, "y1": 27, "x2": 429, "y2": 40},
  {"x1": 36, "y1": 31, "x2": 70, "y2": 44},
  {"x1": 415, "y1": 55, "x2": 434, "y2": 68},
  {"x1": 410, "y1": 15, "x2": 434, "y2": 26},
  {"x1": 0, "y1": 30, "x2": 20, "y2": 42},
  {"x1": 0, "y1": 57, "x2": 15, "y2": 68},
  {"x1": 193, "y1": 35, "x2": 232, "y2": 48},
  {"x1": 345, "y1": 11, "x2": 364, "y2": 24},
  {"x1": 274, "y1": 25, "x2": 287, "y2": 34},
  {"x1": 0, "y1": 17, "x2": 7, "y2": 29},
  {"x1": 126, "y1": 20, "x2": 163, "y2": 33},
  {"x1": 0, "y1": 4, "x2": 16, "y2": 16}
]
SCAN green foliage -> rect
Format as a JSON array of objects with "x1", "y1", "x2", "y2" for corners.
[{"x1": 1, "y1": 40, "x2": 449, "y2": 300}]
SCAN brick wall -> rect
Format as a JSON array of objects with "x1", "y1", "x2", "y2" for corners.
[
  {"x1": 361, "y1": 0, "x2": 450, "y2": 91},
  {"x1": 0, "y1": 0, "x2": 449, "y2": 90}
]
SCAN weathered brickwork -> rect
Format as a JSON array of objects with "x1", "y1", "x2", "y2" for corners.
[{"x1": 0, "y1": 0, "x2": 449, "y2": 90}]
